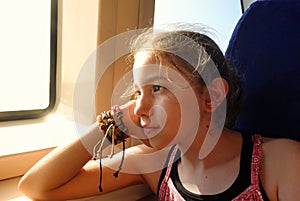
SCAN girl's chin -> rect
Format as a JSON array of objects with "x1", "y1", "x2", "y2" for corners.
[
  {"x1": 140, "y1": 138, "x2": 172, "y2": 150},
  {"x1": 140, "y1": 139, "x2": 152, "y2": 147}
]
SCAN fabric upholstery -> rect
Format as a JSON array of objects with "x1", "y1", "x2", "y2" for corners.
[{"x1": 225, "y1": 0, "x2": 300, "y2": 140}]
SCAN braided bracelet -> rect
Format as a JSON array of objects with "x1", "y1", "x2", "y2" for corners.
[{"x1": 93, "y1": 105, "x2": 129, "y2": 192}]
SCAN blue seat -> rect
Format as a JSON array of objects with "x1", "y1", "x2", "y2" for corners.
[{"x1": 225, "y1": 0, "x2": 300, "y2": 141}]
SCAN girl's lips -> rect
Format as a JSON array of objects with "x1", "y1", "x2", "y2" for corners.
[{"x1": 142, "y1": 126, "x2": 160, "y2": 136}]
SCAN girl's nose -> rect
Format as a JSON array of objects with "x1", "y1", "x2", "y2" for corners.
[{"x1": 133, "y1": 93, "x2": 152, "y2": 118}]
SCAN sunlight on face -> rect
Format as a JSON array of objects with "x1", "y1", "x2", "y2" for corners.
[{"x1": 132, "y1": 51, "x2": 200, "y2": 149}]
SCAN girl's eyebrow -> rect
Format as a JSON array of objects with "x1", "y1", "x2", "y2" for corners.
[{"x1": 133, "y1": 76, "x2": 168, "y2": 88}]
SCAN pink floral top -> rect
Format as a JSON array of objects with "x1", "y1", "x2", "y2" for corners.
[{"x1": 158, "y1": 134, "x2": 265, "y2": 201}]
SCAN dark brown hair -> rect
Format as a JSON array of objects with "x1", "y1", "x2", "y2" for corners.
[{"x1": 128, "y1": 27, "x2": 243, "y2": 128}]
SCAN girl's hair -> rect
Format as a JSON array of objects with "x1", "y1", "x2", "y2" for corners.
[{"x1": 127, "y1": 26, "x2": 243, "y2": 128}]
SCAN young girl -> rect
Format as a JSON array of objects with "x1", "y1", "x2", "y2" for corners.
[{"x1": 19, "y1": 26, "x2": 300, "y2": 201}]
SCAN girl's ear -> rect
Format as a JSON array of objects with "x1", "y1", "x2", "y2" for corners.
[{"x1": 203, "y1": 78, "x2": 229, "y2": 113}]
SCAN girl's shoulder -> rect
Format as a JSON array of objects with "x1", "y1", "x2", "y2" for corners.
[
  {"x1": 261, "y1": 136, "x2": 300, "y2": 155},
  {"x1": 260, "y1": 136, "x2": 300, "y2": 164}
]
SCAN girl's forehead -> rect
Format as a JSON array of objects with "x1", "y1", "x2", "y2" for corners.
[
  {"x1": 133, "y1": 51, "x2": 158, "y2": 67},
  {"x1": 132, "y1": 61, "x2": 166, "y2": 86},
  {"x1": 132, "y1": 51, "x2": 177, "y2": 71},
  {"x1": 133, "y1": 51, "x2": 171, "y2": 79},
  {"x1": 132, "y1": 52, "x2": 190, "y2": 89},
  {"x1": 133, "y1": 52, "x2": 161, "y2": 82}
]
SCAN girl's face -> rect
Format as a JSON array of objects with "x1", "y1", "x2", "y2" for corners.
[
  {"x1": 132, "y1": 51, "x2": 201, "y2": 149},
  {"x1": 132, "y1": 52, "x2": 181, "y2": 149}
]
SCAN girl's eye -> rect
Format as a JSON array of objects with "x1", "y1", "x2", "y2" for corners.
[{"x1": 153, "y1": 85, "x2": 164, "y2": 92}]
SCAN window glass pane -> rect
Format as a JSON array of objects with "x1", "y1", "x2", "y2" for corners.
[
  {"x1": 0, "y1": 0, "x2": 56, "y2": 119},
  {"x1": 154, "y1": 0, "x2": 242, "y2": 52}
]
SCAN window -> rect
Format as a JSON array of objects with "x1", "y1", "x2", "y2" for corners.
[
  {"x1": 0, "y1": 0, "x2": 57, "y2": 121},
  {"x1": 154, "y1": 0, "x2": 242, "y2": 52}
]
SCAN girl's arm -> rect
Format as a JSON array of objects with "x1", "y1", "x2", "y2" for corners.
[
  {"x1": 261, "y1": 138, "x2": 300, "y2": 201},
  {"x1": 18, "y1": 123, "x2": 144, "y2": 201},
  {"x1": 276, "y1": 139, "x2": 300, "y2": 201}
]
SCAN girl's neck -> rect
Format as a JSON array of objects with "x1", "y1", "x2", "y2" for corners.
[
  {"x1": 180, "y1": 129, "x2": 242, "y2": 169},
  {"x1": 177, "y1": 130, "x2": 243, "y2": 195}
]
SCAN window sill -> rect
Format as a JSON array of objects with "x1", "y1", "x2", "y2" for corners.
[{"x1": 0, "y1": 103, "x2": 80, "y2": 180}]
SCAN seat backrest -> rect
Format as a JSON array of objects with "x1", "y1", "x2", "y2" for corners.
[{"x1": 225, "y1": 0, "x2": 300, "y2": 141}]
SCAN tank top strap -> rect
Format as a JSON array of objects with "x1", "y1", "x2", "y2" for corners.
[
  {"x1": 165, "y1": 145, "x2": 179, "y2": 180},
  {"x1": 232, "y1": 134, "x2": 265, "y2": 201},
  {"x1": 158, "y1": 145, "x2": 181, "y2": 201},
  {"x1": 251, "y1": 134, "x2": 263, "y2": 186}
]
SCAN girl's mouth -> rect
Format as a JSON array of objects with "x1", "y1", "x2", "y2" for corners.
[{"x1": 142, "y1": 126, "x2": 160, "y2": 137}]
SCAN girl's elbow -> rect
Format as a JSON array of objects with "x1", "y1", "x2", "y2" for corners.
[
  {"x1": 18, "y1": 176, "x2": 49, "y2": 201},
  {"x1": 18, "y1": 175, "x2": 31, "y2": 196}
]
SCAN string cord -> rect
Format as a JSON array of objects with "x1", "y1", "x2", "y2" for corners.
[
  {"x1": 113, "y1": 137, "x2": 126, "y2": 178},
  {"x1": 93, "y1": 124, "x2": 114, "y2": 192},
  {"x1": 94, "y1": 105, "x2": 129, "y2": 192}
]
